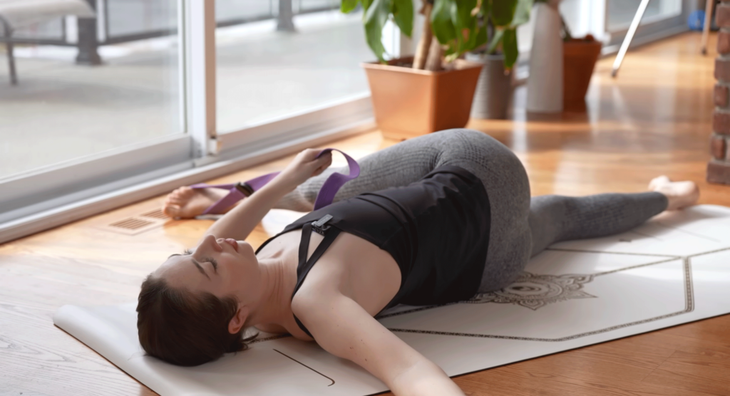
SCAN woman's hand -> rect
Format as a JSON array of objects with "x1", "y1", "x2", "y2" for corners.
[
  {"x1": 276, "y1": 149, "x2": 333, "y2": 191},
  {"x1": 202, "y1": 149, "x2": 331, "y2": 242}
]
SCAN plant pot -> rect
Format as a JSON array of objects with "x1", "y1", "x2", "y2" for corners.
[
  {"x1": 362, "y1": 57, "x2": 483, "y2": 140},
  {"x1": 563, "y1": 38, "x2": 602, "y2": 107},
  {"x1": 466, "y1": 53, "x2": 513, "y2": 120},
  {"x1": 526, "y1": 1, "x2": 563, "y2": 114}
]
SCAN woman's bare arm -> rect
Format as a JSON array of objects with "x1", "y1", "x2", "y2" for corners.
[
  {"x1": 293, "y1": 293, "x2": 465, "y2": 396},
  {"x1": 201, "y1": 149, "x2": 331, "y2": 242}
]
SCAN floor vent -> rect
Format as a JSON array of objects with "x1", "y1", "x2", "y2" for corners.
[
  {"x1": 139, "y1": 209, "x2": 167, "y2": 220},
  {"x1": 101, "y1": 210, "x2": 169, "y2": 235},
  {"x1": 110, "y1": 218, "x2": 154, "y2": 230}
]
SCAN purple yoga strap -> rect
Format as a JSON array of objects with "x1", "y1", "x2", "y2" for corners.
[{"x1": 189, "y1": 149, "x2": 360, "y2": 215}]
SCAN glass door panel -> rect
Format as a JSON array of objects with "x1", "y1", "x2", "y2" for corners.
[
  {"x1": 607, "y1": 0, "x2": 682, "y2": 31},
  {"x1": 0, "y1": 0, "x2": 182, "y2": 180},
  {"x1": 215, "y1": 2, "x2": 372, "y2": 133},
  {"x1": 106, "y1": 0, "x2": 179, "y2": 37}
]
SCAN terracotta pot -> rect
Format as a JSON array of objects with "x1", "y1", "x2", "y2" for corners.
[
  {"x1": 362, "y1": 57, "x2": 483, "y2": 140},
  {"x1": 563, "y1": 39, "x2": 602, "y2": 106}
]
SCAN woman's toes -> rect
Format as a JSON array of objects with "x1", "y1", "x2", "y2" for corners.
[
  {"x1": 170, "y1": 187, "x2": 192, "y2": 199},
  {"x1": 167, "y1": 195, "x2": 185, "y2": 205},
  {"x1": 648, "y1": 175, "x2": 670, "y2": 190},
  {"x1": 178, "y1": 186, "x2": 195, "y2": 196},
  {"x1": 162, "y1": 203, "x2": 181, "y2": 218}
]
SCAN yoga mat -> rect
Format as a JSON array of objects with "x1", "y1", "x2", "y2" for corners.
[{"x1": 53, "y1": 205, "x2": 730, "y2": 396}]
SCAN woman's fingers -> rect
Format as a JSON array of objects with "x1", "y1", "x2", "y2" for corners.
[{"x1": 310, "y1": 151, "x2": 332, "y2": 177}]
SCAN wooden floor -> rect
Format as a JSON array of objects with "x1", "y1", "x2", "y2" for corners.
[{"x1": 2, "y1": 32, "x2": 729, "y2": 396}]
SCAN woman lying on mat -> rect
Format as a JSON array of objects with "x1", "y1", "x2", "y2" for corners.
[{"x1": 137, "y1": 129, "x2": 699, "y2": 396}]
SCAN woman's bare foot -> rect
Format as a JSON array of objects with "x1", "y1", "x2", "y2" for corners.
[
  {"x1": 162, "y1": 186, "x2": 233, "y2": 218},
  {"x1": 648, "y1": 176, "x2": 700, "y2": 211}
]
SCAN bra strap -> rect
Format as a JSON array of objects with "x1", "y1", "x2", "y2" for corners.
[{"x1": 291, "y1": 220, "x2": 341, "y2": 338}]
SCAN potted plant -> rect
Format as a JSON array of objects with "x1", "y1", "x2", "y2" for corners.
[
  {"x1": 561, "y1": 14, "x2": 602, "y2": 109},
  {"x1": 341, "y1": 0, "x2": 532, "y2": 139}
]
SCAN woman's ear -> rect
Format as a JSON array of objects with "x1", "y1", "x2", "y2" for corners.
[{"x1": 228, "y1": 305, "x2": 249, "y2": 334}]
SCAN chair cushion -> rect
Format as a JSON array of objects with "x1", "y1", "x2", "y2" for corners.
[{"x1": 0, "y1": 0, "x2": 94, "y2": 29}]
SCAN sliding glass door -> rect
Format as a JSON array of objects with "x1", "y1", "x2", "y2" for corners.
[
  {"x1": 1, "y1": 0, "x2": 182, "y2": 181},
  {"x1": 604, "y1": 0, "x2": 687, "y2": 48},
  {"x1": 516, "y1": 0, "x2": 690, "y2": 58},
  {"x1": 607, "y1": 0, "x2": 682, "y2": 32},
  {"x1": 212, "y1": 1, "x2": 374, "y2": 162},
  {"x1": 0, "y1": 0, "x2": 377, "y2": 243},
  {"x1": 215, "y1": 4, "x2": 371, "y2": 132}
]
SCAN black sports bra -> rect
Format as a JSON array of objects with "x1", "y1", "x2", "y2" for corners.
[{"x1": 255, "y1": 165, "x2": 491, "y2": 338}]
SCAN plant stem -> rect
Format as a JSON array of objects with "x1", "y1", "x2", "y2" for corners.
[
  {"x1": 561, "y1": 15, "x2": 573, "y2": 41},
  {"x1": 425, "y1": 33, "x2": 443, "y2": 71},
  {"x1": 413, "y1": 2, "x2": 433, "y2": 69}
]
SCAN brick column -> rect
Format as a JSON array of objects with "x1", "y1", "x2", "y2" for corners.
[{"x1": 709, "y1": 1, "x2": 730, "y2": 184}]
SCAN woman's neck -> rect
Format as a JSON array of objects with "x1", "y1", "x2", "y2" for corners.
[{"x1": 246, "y1": 256, "x2": 294, "y2": 330}]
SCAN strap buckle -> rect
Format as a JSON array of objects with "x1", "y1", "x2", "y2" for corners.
[
  {"x1": 235, "y1": 182, "x2": 254, "y2": 197},
  {"x1": 311, "y1": 214, "x2": 333, "y2": 235}
]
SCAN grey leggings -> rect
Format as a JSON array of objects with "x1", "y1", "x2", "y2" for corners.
[{"x1": 275, "y1": 129, "x2": 668, "y2": 293}]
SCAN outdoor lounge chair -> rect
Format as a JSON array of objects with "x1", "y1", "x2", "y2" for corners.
[{"x1": 0, "y1": 0, "x2": 94, "y2": 85}]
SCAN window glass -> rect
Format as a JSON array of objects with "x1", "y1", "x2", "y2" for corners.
[
  {"x1": 215, "y1": 2, "x2": 372, "y2": 133},
  {"x1": 607, "y1": 0, "x2": 682, "y2": 31},
  {"x1": 0, "y1": 0, "x2": 181, "y2": 180}
]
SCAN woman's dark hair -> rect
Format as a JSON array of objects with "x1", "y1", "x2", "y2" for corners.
[{"x1": 136, "y1": 274, "x2": 254, "y2": 366}]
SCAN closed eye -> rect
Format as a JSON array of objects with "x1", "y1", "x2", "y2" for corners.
[
  {"x1": 173, "y1": 249, "x2": 217, "y2": 276},
  {"x1": 185, "y1": 250, "x2": 218, "y2": 273},
  {"x1": 205, "y1": 257, "x2": 218, "y2": 272}
]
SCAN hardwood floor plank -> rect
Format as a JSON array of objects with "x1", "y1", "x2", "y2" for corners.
[{"x1": 641, "y1": 353, "x2": 730, "y2": 395}]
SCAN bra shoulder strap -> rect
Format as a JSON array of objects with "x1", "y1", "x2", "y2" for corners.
[{"x1": 291, "y1": 219, "x2": 341, "y2": 338}]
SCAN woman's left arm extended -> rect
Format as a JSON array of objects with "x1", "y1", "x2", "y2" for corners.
[
  {"x1": 202, "y1": 149, "x2": 332, "y2": 242},
  {"x1": 294, "y1": 294, "x2": 466, "y2": 396}
]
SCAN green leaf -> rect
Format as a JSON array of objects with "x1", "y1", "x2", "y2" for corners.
[
  {"x1": 491, "y1": 0, "x2": 517, "y2": 26},
  {"x1": 361, "y1": 0, "x2": 373, "y2": 10},
  {"x1": 341, "y1": 0, "x2": 360, "y2": 13},
  {"x1": 502, "y1": 27, "x2": 518, "y2": 69},
  {"x1": 453, "y1": 0, "x2": 478, "y2": 55},
  {"x1": 473, "y1": 23, "x2": 488, "y2": 50},
  {"x1": 487, "y1": 28, "x2": 503, "y2": 54},
  {"x1": 450, "y1": 1, "x2": 464, "y2": 56},
  {"x1": 363, "y1": 0, "x2": 390, "y2": 61},
  {"x1": 391, "y1": 0, "x2": 414, "y2": 38},
  {"x1": 431, "y1": 0, "x2": 457, "y2": 45},
  {"x1": 481, "y1": 0, "x2": 492, "y2": 17},
  {"x1": 511, "y1": 0, "x2": 533, "y2": 27},
  {"x1": 464, "y1": 19, "x2": 480, "y2": 50}
]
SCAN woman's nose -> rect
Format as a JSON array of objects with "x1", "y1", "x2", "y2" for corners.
[{"x1": 202, "y1": 234, "x2": 223, "y2": 252}]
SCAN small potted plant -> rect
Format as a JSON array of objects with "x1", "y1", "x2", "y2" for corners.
[
  {"x1": 342, "y1": 0, "x2": 531, "y2": 139},
  {"x1": 561, "y1": 15, "x2": 602, "y2": 108}
]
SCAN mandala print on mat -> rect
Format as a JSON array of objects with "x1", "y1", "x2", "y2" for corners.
[{"x1": 467, "y1": 272, "x2": 596, "y2": 310}]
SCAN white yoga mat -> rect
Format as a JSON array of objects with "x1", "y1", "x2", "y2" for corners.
[{"x1": 54, "y1": 205, "x2": 730, "y2": 396}]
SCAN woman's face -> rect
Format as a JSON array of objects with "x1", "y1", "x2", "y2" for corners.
[{"x1": 153, "y1": 235, "x2": 260, "y2": 302}]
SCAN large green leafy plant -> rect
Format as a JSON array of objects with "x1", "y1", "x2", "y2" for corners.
[{"x1": 342, "y1": 0, "x2": 534, "y2": 70}]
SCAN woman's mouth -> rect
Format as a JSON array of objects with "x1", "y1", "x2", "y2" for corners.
[{"x1": 224, "y1": 238, "x2": 239, "y2": 252}]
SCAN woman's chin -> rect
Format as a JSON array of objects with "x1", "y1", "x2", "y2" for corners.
[{"x1": 237, "y1": 240, "x2": 255, "y2": 258}]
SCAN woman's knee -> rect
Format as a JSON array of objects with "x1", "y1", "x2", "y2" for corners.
[{"x1": 440, "y1": 129, "x2": 497, "y2": 147}]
